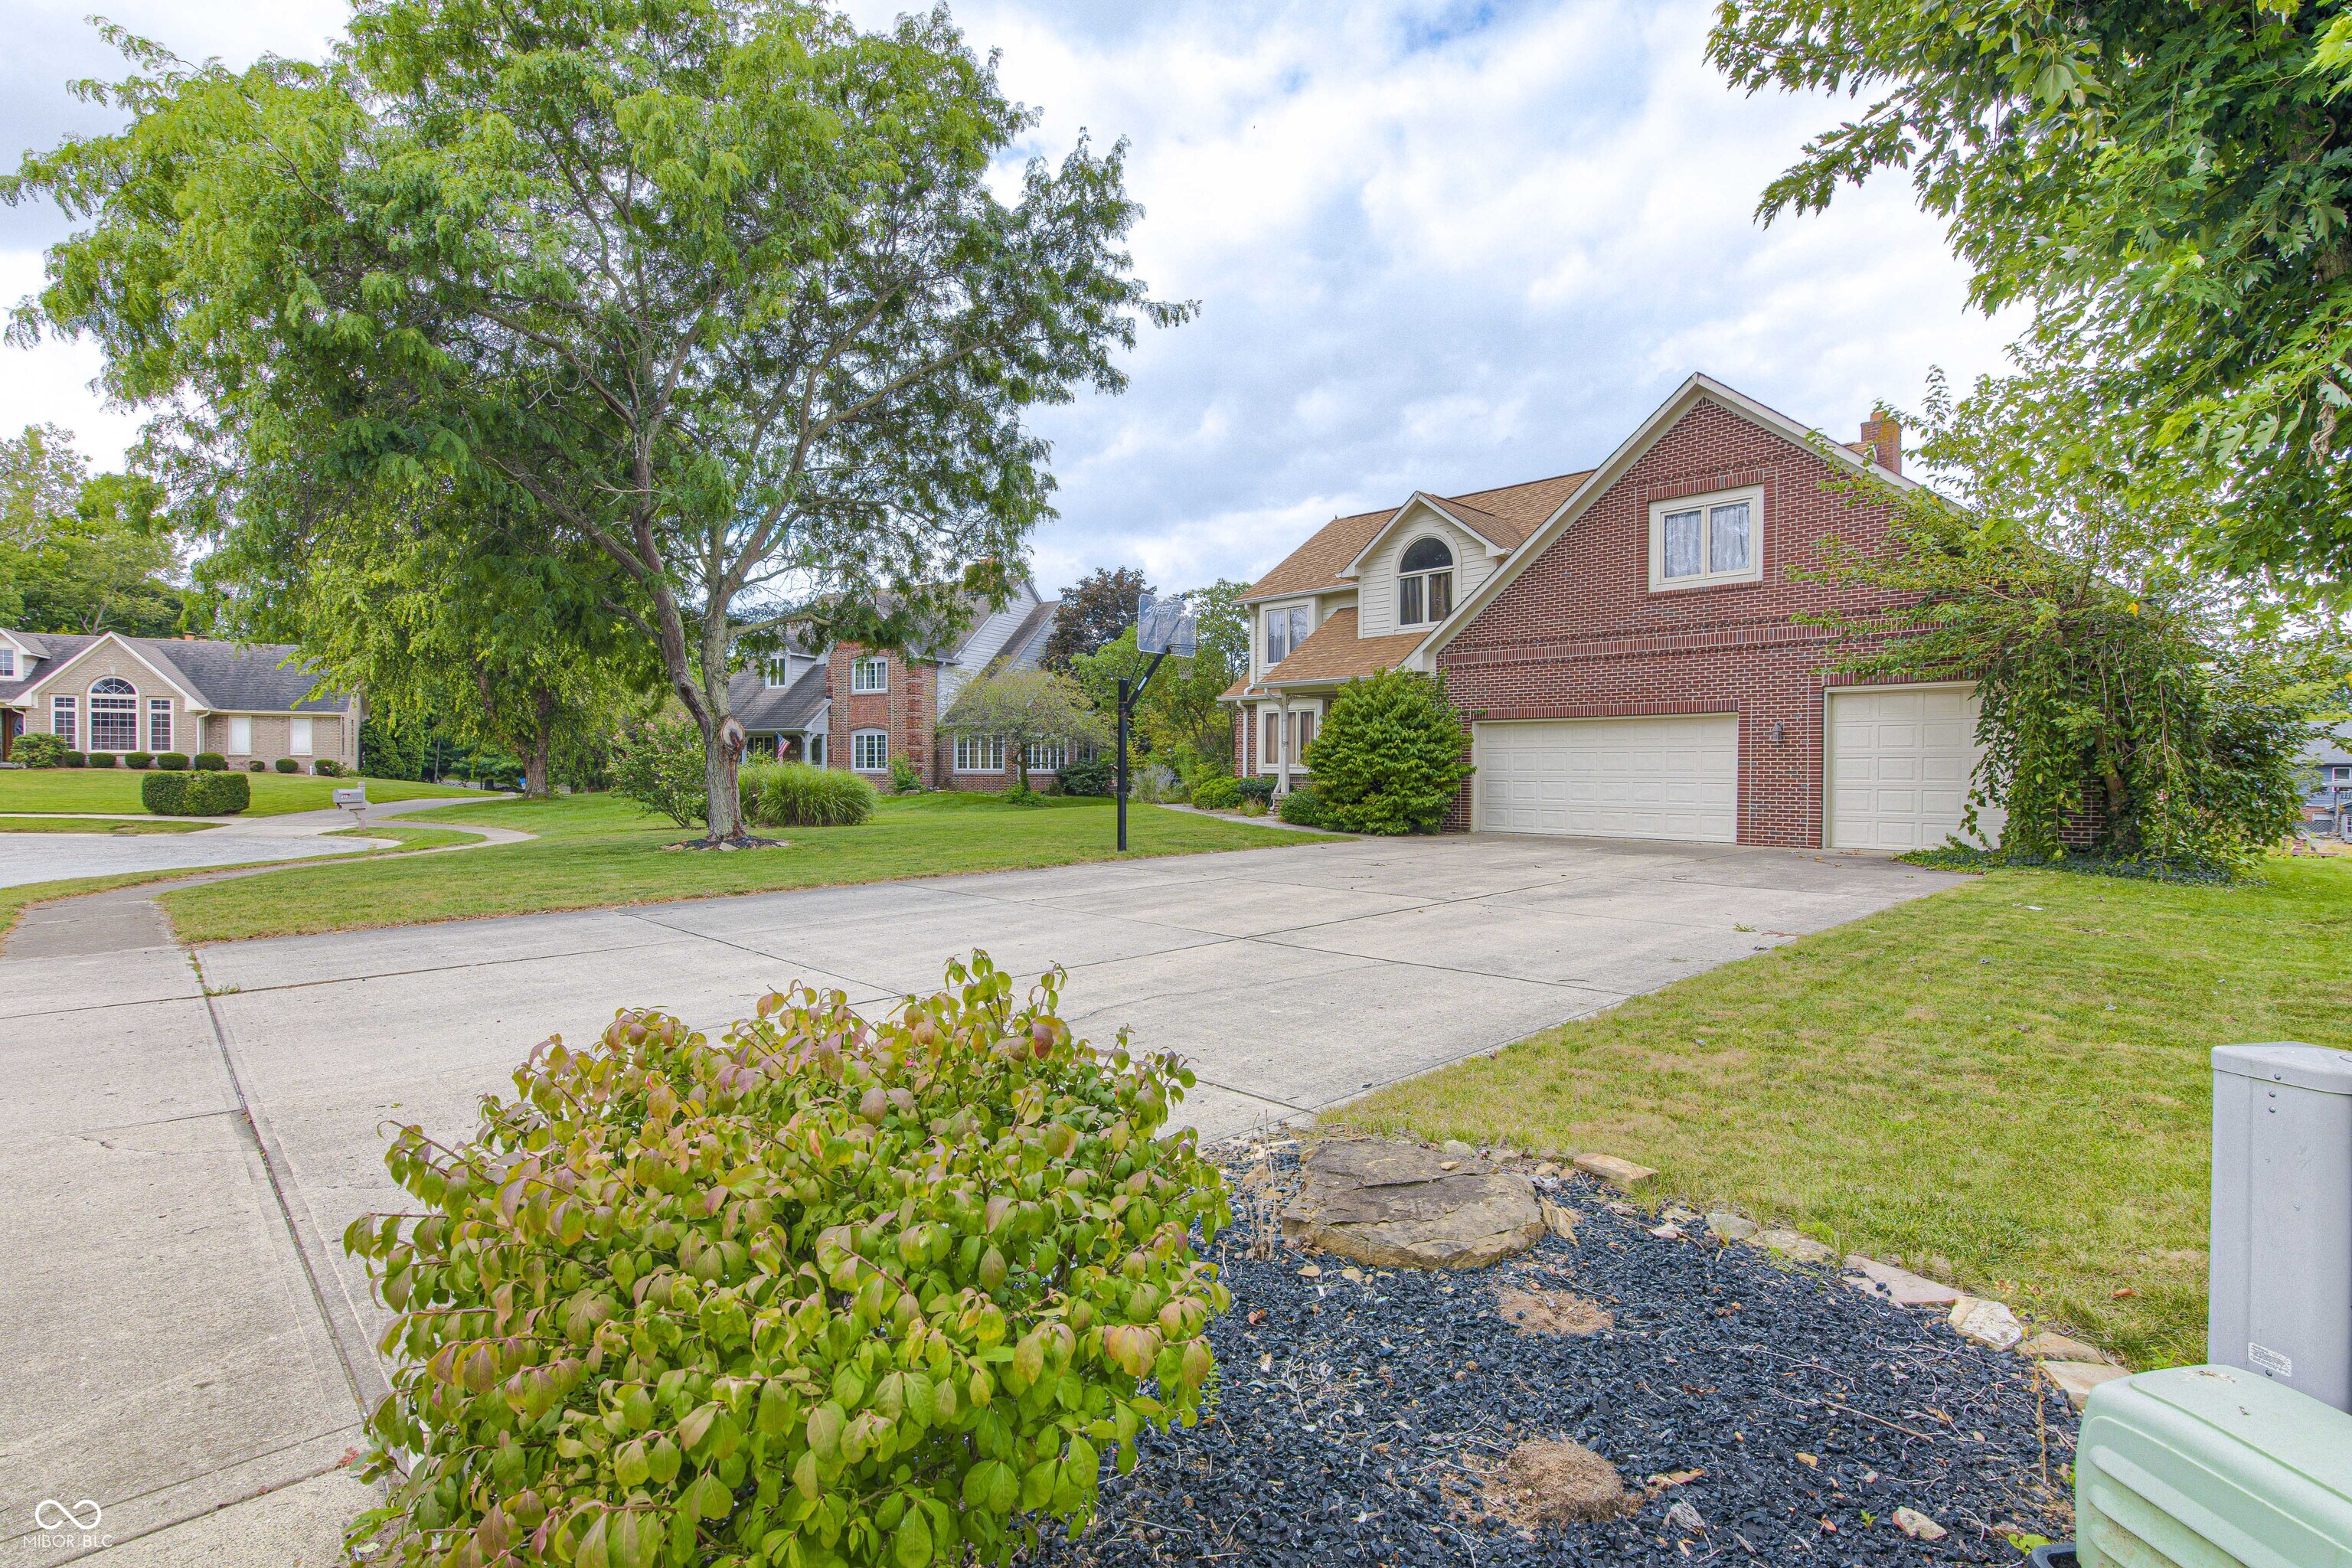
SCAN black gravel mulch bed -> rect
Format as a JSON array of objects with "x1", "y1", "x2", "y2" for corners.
[{"x1": 1032, "y1": 1142, "x2": 2076, "y2": 1566}]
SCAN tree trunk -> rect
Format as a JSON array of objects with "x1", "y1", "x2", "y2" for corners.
[
  {"x1": 524, "y1": 684, "x2": 556, "y2": 799},
  {"x1": 696, "y1": 621, "x2": 746, "y2": 842}
]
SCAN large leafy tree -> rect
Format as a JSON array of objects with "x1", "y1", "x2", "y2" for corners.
[
  {"x1": 0, "y1": 423, "x2": 188, "y2": 635},
  {"x1": 1040, "y1": 565, "x2": 1152, "y2": 670},
  {"x1": 4, "y1": 0, "x2": 1181, "y2": 839},
  {"x1": 1710, "y1": 1, "x2": 2352, "y2": 593}
]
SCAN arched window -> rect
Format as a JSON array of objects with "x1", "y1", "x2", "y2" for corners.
[
  {"x1": 88, "y1": 676, "x2": 139, "y2": 753},
  {"x1": 1397, "y1": 537, "x2": 1454, "y2": 626}
]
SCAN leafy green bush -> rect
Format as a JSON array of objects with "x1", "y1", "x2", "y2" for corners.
[
  {"x1": 314, "y1": 758, "x2": 343, "y2": 776},
  {"x1": 61, "y1": 750, "x2": 86, "y2": 768},
  {"x1": 143, "y1": 769, "x2": 252, "y2": 815},
  {"x1": 275, "y1": 756, "x2": 300, "y2": 773},
  {"x1": 1233, "y1": 776, "x2": 1273, "y2": 805},
  {"x1": 194, "y1": 752, "x2": 227, "y2": 770},
  {"x1": 1187, "y1": 775, "x2": 1241, "y2": 811},
  {"x1": 743, "y1": 762, "x2": 877, "y2": 828},
  {"x1": 87, "y1": 750, "x2": 119, "y2": 769},
  {"x1": 248, "y1": 759, "x2": 267, "y2": 773},
  {"x1": 13, "y1": 733, "x2": 66, "y2": 768},
  {"x1": 1276, "y1": 784, "x2": 1325, "y2": 828},
  {"x1": 612, "y1": 717, "x2": 709, "y2": 828},
  {"x1": 127, "y1": 751, "x2": 153, "y2": 769},
  {"x1": 889, "y1": 754, "x2": 926, "y2": 795},
  {"x1": 344, "y1": 953, "x2": 1230, "y2": 1568},
  {"x1": 1301, "y1": 669, "x2": 1473, "y2": 835},
  {"x1": 157, "y1": 752, "x2": 190, "y2": 770},
  {"x1": 1056, "y1": 752, "x2": 1113, "y2": 797}
]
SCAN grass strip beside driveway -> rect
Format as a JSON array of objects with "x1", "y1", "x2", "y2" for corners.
[
  {"x1": 159, "y1": 790, "x2": 1310, "y2": 943},
  {"x1": 0, "y1": 770, "x2": 476, "y2": 817},
  {"x1": 1331, "y1": 858, "x2": 2352, "y2": 1370},
  {"x1": 0, "y1": 815, "x2": 214, "y2": 834}
]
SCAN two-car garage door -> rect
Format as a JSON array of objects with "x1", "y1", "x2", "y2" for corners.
[{"x1": 1476, "y1": 716, "x2": 1738, "y2": 842}]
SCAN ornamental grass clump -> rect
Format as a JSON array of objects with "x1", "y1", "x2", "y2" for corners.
[
  {"x1": 741, "y1": 763, "x2": 877, "y2": 828},
  {"x1": 344, "y1": 953, "x2": 1231, "y2": 1568}
]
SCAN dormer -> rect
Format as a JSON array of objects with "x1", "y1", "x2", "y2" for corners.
[{"x1": 1341, "y1": 492, "x2": 1521, "y2": 639}]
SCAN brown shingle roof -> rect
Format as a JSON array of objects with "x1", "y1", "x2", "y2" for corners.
[
  {"x1": 1243, "y1": 467, "x2": 1595, "y2": 600},
  {"x1": 1257, "y1": 608, "x2": 1425, "y2": 688}
]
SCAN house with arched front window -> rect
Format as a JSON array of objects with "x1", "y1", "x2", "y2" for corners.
[{"x1": 0, "y1": 629, "x2": 361, "y2": 770}]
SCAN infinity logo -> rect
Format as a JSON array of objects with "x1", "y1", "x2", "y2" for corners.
[{"x1": 34, "y1": 1499, "x2": 102, "y2": 1531}]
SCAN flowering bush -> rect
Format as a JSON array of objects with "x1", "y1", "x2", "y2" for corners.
[{"x1": 345, "y1": 953, "x2": 1232, "y2": 1568}]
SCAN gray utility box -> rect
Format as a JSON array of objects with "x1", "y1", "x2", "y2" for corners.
[{"x1": 2210, "y1": 1043, "x2": 2352, "y2": 1413}]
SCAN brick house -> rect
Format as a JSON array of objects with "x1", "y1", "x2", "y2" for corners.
[
  {"x1": 0, "y1": 629, "x2": 361, "y2": 771},
  {"x1": 1222, "y1": 374, "x2": 2006, "y2": 852},
  {"x1": 724, "y1": 580, "x2": 1073, "y2": 792}
]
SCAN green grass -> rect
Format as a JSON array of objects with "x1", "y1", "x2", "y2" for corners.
[
  {"x1": 0, "y1": 769, "x2": 474, "y2": 817},
  {"x1": 1331, "y1": 858, "x2": 2352, "y2": 1370},
  {"x1": 160, "y1": 789, "x2": 1308, "y2": 943},
  {"x1": 0, "y1": 814, "x2": 214, "y2": 834}
]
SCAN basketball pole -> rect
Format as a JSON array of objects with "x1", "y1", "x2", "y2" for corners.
[{"x1": 1116, "y1": 650, "x2": 1169, "y2": 852}]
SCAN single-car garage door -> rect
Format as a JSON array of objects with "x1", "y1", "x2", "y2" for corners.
[
  {"x1": 1826, "y1": 686, "x2": 2003, "y2": 851},
  {"x1": 1476, "y1": 716, "x2": 1738, "y2": 842}
]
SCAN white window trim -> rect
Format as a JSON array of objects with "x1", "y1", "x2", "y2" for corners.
[
  {"x1": 850, "y1": 656, "x2": 889, "y2": 694},
  {"x1": 1648, "y1": 484, "x2": 1764, "y2": 592},
  {"x1": 1021, "y1": 739, "x2": 1067, "y2": 773},
  {"x1": 87, "y1": 678, "x2": 139, "y2": 753},
  {"x1": 1256, "y1": 699, "x2": 1325, "y2": 775},
  {"x1": 228, "y1": 715, "x2": 254, "y2": 754},
  {"x1": 149, "y1": 697, "x2": 172, "y2": 753},
  {"x1": 0, "y1": 649, "x2": 14, "y2": 679},
  {"x1": 851, "y1": 729, "x2": 889, "y2": 772},
  {"x1": 289, "y1": 715, "x2": 315, "y2": 756},
  {"x1": 955, "y1": 733, "x2": 1005, "y2": 774},
  {"x1": 51, "y1": 695, "x2": 76, "y2": 749},
  {"x1": 1395, "y1": 534, "x2": 1457, "y2": 628},
  {"x1": 1260, "y1": 602, "x2": 1312, "y2": 673}
]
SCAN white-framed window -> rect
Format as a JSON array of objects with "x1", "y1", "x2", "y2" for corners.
[
  {"x1": 149, "y1": 698, "x2": 172, "y2": 753},
  {"x1": 851, "y1": 656, "x2": 889, "y2": 694},
  {"x1": 0, "y1": 648, "x2": 15, "y2": 679},
  {"x1": 763, "y1": 656, "x2": 792, "y2": 689},
  {"x1": 87, "y1": 677, "x2": 138, "y2": 752},
  {"x1": 289, "y1": 716, "x2": 314, "y2": 756},
  {"x1": 955, "y1": 733, "x2": 1005, "y2": 773},
  {"x1": 51, "y1": 695, "x2": 76, "y2": 749},
  {"x1": 807, "y1": 733, "x2": 825, "y2": 766},
  {"x1": 229, "y1": 715, "x2": 254, "y2": 753},
  {"x1": 1022, "y1": 740, "x2": 1066, "y2": 773},
  {"x1": 1263, "y1": 604, "x2": 1309, "y2": 668},
  {"x1": 1257, "y1": 704, "x2": 1321, "y2": 773},
  {"x1": 1649, "y1": 485, "x2": 1762, "y2": 590},
  {"x1": 851, "y1": 729, "x2": 889, "y2": 772},
  {"x1": 1396, "y1": 537, "x2": 1455, "y2": 626}
]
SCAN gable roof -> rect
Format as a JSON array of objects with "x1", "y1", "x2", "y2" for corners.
[
  {"x1": 1244, "y1": 467, "x2": 1596, "y2": 603},
  {"x1": 0, "y1": 629, "x2": 354, "y2": 713},
  {"x1": 727, "y1": 660, "x2": 829, "y2": 732},
  {"x1": 1423, "y1": 373, "x2": 1923, "y2": 662}
]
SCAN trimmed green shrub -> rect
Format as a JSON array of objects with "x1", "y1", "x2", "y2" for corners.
[
  {"x1": 248, "y1": 759, "x2": 267, "y2": 773},
  {"x1": 1276, "y1": 783, "x2": 1326, "y2": 828},
  {"x1": 742, "y1": 762, "x2": 878, "y2": 828},
  {"x1": 1187, "y1": 775, "x2": 1242, "y2": 811},
  {"x1": 275, "y1": 756, "x2": 300, "y2": 773},
  {"x1": 13, "y1": 733, "x2": 66, "y2": 768},
  {"x1": 87, "y1": 750, "x2": 119, "y2": 769},
  {"x1": 343, "y1": 952, "x2": 1231, "y2": 1568},
  {"x1": 146, "y1": 769, "x2": 252, "y2": 815},
  {"x1": 1233, "y1": 776, "x2": 1274, "y2": 805},
  {"x1": 194, "y1": 752, "x2": 227, "y2": 770},
  {"x1": 158, "y1": 753, "x2": 190, "y2": 770},
  {"x1": 1057, "y1": 751, "x2": 1114, "y2": 797},
  {"x1": 126, "y1": 751, "x2": 153, "y2": 769},
  {"x1": 62, "y1": 750, "x2": 86, "y2": 768},
  {"x1": 1301, "y1": 668, "x2": 1474, "y2": 835},
  {"x1": 313, "y1": 758, "x2": 343, "y2": 776}
]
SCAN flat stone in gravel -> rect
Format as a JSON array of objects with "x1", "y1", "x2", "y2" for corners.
[
  {"x1": 2042, "y1": 1361, "x2": 2131, "y2": 1409},
  {"x1": 1282, "y1": 1138, "x2": 1544, "y2": 1269},
  {"x1": 1571, "y1": 1152, "x2": 1655, "y2": 1188},
  {"x1": 1749, "y1": 1227, "x2": 1838, "y2": 1265},
  {"x1": 1949, "y1": 1295, "x2": 2025, "y2": 1351},
  {"x1": 1845, "y1": 1255, "x2": 1962, "y2": 1307},
  {"x1": 2019, "y1": 1331, "x2": 2118, "y2": 1365},
  {"x1": 1705, "y1": 1211, "x2": 1757, "y2": 1243}
]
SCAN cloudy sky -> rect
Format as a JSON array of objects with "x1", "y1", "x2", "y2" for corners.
[{"x1": 2, "y1": 0, "x2": 2021, "y2": 596}]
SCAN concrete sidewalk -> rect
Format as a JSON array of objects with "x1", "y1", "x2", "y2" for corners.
[{"x1": 0, "y1": 831, "x2": 1962, "y2": 1562}]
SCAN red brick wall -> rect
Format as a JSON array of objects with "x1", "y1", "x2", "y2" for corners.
[
  {"x1": 1436, "y1": 400, "x2": 1912, "y2": 848},
  {"x1": 828, "y1": 645, "x2": 933, "y2": 781}
]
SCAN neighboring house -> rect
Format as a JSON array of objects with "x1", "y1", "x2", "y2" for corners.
[
  {"x1": 1222, "y1": 373, "x2": 2005, "y2": 853},
  {"x1": 0, "y1": 629, "x2": 361, "y2": 771},
  {"x1": 2301, "y1": 727, "x2": 2352, "y2": 838}
]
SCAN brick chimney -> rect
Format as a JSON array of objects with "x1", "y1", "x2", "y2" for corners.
[{"x1": 1860, "y1": 413, "x2": 1902, "y2": 476}]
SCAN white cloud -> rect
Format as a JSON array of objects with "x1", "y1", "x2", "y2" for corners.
[{"x1": 2, "y1": 0, "x2": 2020, "y2": 600}]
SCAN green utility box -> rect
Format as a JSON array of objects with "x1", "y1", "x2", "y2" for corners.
[{"x1": 2076, "y1": 1365, "x2": 2352, "y2": 1567}]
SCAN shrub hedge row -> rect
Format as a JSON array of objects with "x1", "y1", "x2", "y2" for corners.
[{"x1": 141, "y1": 769, "x2": 252, "y2": 815}]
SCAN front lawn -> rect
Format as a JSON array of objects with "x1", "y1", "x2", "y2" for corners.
[
  {"x1": 0, "y1": 769, "x2": 475, "y2": 817},
  {"x1": 160, "y1": 789, "x2": 1308, "y2": 942},
  {"x1": 1332, "y1": 858, "x2": 2352, "y2": 1370}
]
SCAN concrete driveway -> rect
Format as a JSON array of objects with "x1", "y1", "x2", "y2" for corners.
[{"x1": 0, "y1": 832, "x2": 1962, "y2": 1562}]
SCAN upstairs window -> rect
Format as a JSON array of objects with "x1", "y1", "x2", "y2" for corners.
[
  {"x1": 851, "y1": 656, "x2": 888, "y2": 694},
  {"x1": 764, "y1": 656, "x2": 793, "y2": 688},
  {"x1": 1263, "y1": 605, "x2": 1309, "y2": 667},
  {"x1": 0, "y1": 648, "x2": 14, "y2": 678},
  {"x1": 1397, "y1": 537, "x2": 1454, "y2": 626},
  {"x1": 1649, "y1": 486, "x2": 1762, "y2": 590}
]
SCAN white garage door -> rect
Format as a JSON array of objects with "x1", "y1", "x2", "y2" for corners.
[
  {"x1": 1826, "y1": 686, "x2": 2003, "y2": 851},
  {"x1": 1476, "y1": 716, "x2": 1738, "y2": 842}
]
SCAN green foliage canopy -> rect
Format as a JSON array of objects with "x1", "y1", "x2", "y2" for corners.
[
  {"x1": 1040, "y1": 567, "x2": 1151, "y2": 671},
  {"x1": 1710, "y1": 0, "x2": 2352, "y2": 590},
  {"x1": 0, "y1": 424, "x2": 187, "y2": 636}
]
